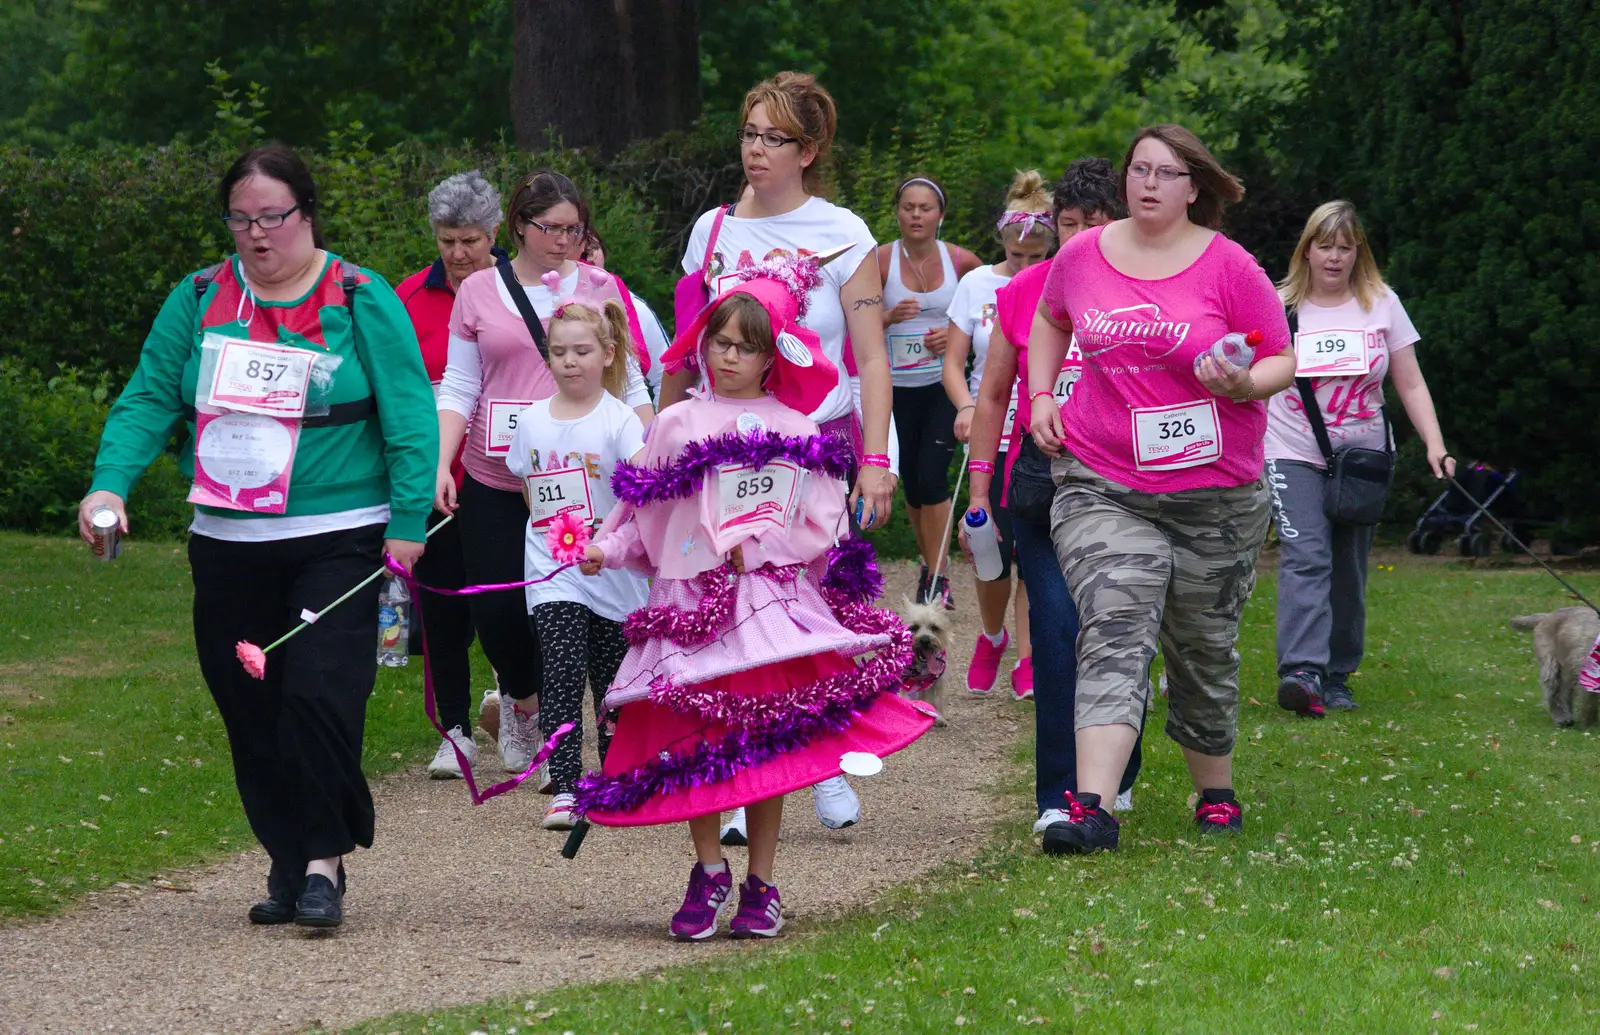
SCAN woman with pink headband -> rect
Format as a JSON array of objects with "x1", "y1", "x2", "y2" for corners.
[
  {"x1": 941, "y1": 170, "x2": 1053, "y2": 698},
  {"x1": 876, "y1": 175, "x2": 982, "y2": 607}
]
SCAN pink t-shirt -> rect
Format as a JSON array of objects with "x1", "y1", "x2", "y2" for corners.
[
  {"x1": 448, "y1": 267, "x2": 559, "y2": 491},
  {"x1": 1042, "y1": 225, "x2": 1290, "y2": 491},
  {"x1": 1263, "y1": 291, "x2": 1419, "y2": 468},
  {"x1": 993, "y1": 261, "x2": 1084, "y2": 498}
]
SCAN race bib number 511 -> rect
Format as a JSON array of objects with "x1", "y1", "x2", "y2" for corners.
[
  {"x1": 1131, "y1": 399, "x2": 1221, "y2": 471},
  {"x1": 716, "y1": 460, "x2": 802, "y2": 535},
  {"x1": 526, "y1": 466, "x2": 593, "y2": 528}
]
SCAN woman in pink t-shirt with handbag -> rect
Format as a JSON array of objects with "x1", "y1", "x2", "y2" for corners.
[{"x1": 1026, "y1": 125, "x2": 1296, "y2": 852}]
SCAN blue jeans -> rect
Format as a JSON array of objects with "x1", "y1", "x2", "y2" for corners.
[{"x1": 1013, "y1": 515, "x2": 1143, "y2": 814}]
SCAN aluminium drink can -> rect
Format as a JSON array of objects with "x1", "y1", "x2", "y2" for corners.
[{"x1": 89, "y1": 506, "x2": 121, "y2": 562}]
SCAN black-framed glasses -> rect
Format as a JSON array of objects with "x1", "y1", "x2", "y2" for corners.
[
  {"x1": 522, "y1": 217, "x2": 586, "y2": 240},
  {"x1": 706, "y1": 335, "x2": 764, "y2": 359},
  {"x1": 737, "y1": 128, "x2": 801, "y2": 149},
  {"x1": 222, "y1": 205, "x2": 300, "y2": 232},
  {"x1": 1127, "y1": 162, "x2": 1191, "y2": 182}
]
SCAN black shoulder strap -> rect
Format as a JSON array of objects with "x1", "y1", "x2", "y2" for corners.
[
  {"x1": 497, "y1": 258, "x2": 550, "y2": 363},
  {"x1": 193, "y1": 262, "x2": 227, "y2": 299}
]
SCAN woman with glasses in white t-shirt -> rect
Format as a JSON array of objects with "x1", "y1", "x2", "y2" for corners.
[{"x1": 659, "y1": 71, "x2": 899, "y2": 834}]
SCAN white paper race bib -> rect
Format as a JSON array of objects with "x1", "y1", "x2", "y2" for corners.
[
  {"x1": 187, "y1": 411, "x2": 299, "y2": 513},
  {"x1": 484, "y1": 399, "x2": 535, "y2": 457},
  {"x1": 888, "y1": 332, "x2": 936, "y2": 370},
  {"x1": 1131, "y1": 399, "x2": 1221, "y2": 471},
  {"x1": 1053, "y1": 366, "x2": 1081, "y2": 407},
  {"x1": 207, "y1": 339, "x2": 316, "y2": 417},
  {"x1": 526, "y1": 466, "x2": 593, "y2": 528},
  {"x1": 1294, "y1": 328, "x2": 1370, "y2": 377},
  {"x1": 716, "y1": 460, "x2": 802, "y2": 536},
  {"x1": 1001, "y1": 383, "x2": 1020, "y2": 453}
]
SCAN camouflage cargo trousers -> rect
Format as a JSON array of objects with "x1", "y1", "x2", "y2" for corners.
[{"x1": 1049, "y1": 454, "x2": 1270, "y2": 756}]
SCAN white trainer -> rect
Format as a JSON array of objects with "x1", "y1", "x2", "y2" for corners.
[
  {"x1": 720, "y1": 807, "x2": 748, "y2": 846},
  {"x1": 1032, "y1": 807, "x2": 1070, "y2": 834},
  {"x1": 1115, "y1": 789, "x2": 1133, "y2": 813},
  {"x1": 499, "y1": 700, "x2": 540, "y2": 773},
  {"x1": 536, "y1": 760, "x2": 555, "y2": 795},
  {"x1": 426, "y1": 725, "x2": 476, "y2": 779},
  {"x1": 812, "y1": 775, "x2": 860, "y2": 829},
  {"x1": 542, "y1": 793, "x2": 577, "y2": 830}
]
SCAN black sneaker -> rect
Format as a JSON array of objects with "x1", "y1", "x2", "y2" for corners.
[
  {"x1": 1276, "y1": 668, "x2": 1325, "y2": 718},
  {"x1": 293, "y1": 873, "x2": 343, "y2": 928},
  {"x1": 248, "y1": 891, "x2": 297, "y2": 925},
  {"x1": 1323, "y1": 674, "x2": 1358, "y2": 710},
  {"x1": 1194, "y1": 788, "x2": 1243, "y2": 835},
  {"x1": 915, "y1": 563, "x2": 932, "y2": 605},
  {"x1": 1040, "y1": 791, "x2": 1119, "y2": 855}
]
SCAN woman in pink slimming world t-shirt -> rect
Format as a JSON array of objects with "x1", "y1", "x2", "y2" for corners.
[{"x1": 1024, "y1": 124, "x2": 1295, "y2": 853}]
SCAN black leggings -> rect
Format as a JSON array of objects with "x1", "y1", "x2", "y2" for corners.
[
  {"x1": 412, "y1": 508, "x2": 476, "y2": 732},
  {"x1": 530, "y1": 601, "x2": 628, "y2": 793},
  {"x1": 458, "y1": 474, "x2": 542, "y2": 704},
  {"x1": 190, "y1": 525, "x2": 383, "y2": 900},
  {"x1": 892, "y1": 382, "x2": 957, "y2": 507}
]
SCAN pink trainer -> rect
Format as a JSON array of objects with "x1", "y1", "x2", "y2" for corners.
[
  {"x1": 966, "y1": 628, "x2": 1009, "y2": 695},
  {"x1": 1011, "y1": 656, "x2": 1034, "y2": 700}
]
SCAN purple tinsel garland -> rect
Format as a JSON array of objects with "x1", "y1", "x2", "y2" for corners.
[
  {"x1": 820, "y1": 537, "x2": 885, "y2": 607},
  {"x1": 572, "y1": 602, "x2": 914, "y2": 818},
  {"x1": 611, "y1": 430, "x2": 854, "y2": 508},
  {"x1": 622, "y1": 561, "x2": 805, "y2": 648},
  {"x1": 645, "y1": 609, "x2": 910, "y2": 729}
]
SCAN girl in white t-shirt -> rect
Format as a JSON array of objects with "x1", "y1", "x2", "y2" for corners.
[
  {"x1": 942, "y1": 170, "x2": 1054, "y2": 698},
  {"x1": 504, "y1": 299, "x2": 648, "y2": 830},
  {"x1": 1266, "y1": 200, "x2": 1453, "y2": 715}
]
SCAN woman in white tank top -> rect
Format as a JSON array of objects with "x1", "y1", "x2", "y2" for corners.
[{"x1": 876, "y1": 176, "x2": 981, "y2": 606}]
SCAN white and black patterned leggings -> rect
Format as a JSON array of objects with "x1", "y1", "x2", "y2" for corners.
[{"x1": 529, "y1": 601, "x2": 628, "y2": 793}]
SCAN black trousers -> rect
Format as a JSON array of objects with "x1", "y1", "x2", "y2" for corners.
[
  {"x1": 458, "y1": 474, "x2": 543, "y2": 703},
  {"x1": 529, "y1": 601, "x2": 628, "y2": 792},
  {"x1": 412, "y1": 508, "x2": 476, "y2": 732},
  {"x1": 190, "y1": 524, "x2": 383, "y2": 901}
]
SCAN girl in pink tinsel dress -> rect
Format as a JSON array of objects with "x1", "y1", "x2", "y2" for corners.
[{"x1": 576, "y1": 262, "x2": 934, "y2": 940}]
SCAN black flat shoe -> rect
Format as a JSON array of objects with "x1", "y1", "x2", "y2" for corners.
[
  {"x1": 248, "y1": 894, "x2": 297, "y2": 925},
  {"x1": 293, "y1": 873, "x2": 343, "y2": 928}
]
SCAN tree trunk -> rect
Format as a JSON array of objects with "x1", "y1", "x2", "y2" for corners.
[{"x1": 511, "y1": 0, "x2": 700, "y2": 153}]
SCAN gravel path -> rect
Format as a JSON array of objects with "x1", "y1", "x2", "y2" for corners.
[{"x1": 0, "y1": 562, "x2": 1028, "y2": 1034}]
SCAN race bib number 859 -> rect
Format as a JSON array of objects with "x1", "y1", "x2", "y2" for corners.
[{"x1": 716, "y1": 460, "x2": 802, "y2": 535}]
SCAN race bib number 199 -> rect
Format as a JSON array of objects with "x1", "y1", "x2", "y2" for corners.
[
  {"x1": 716, "y1": 460, "x2": 802, "y2": 535},
  {"x1": 1294, "y1": 328, "x2": 1369, "y2": 377},
  {"x1": 1131, "y1": 399, "x2": 1221, "y2": 471},
  {"x1": 484, "y1": 399, "x2": 534, "y2": 456}
]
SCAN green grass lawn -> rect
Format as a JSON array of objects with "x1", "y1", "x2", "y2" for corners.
[
  {"x1": 336, "y1": 555, "x2": 1600, "y2": 1034},
  {"x1": 0, "y1": 531, "x2": 464, "y2": 917}
]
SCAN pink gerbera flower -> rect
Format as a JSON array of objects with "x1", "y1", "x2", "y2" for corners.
[
  {"x1": 236, "y1": 641, "x2": 267, "y2": 680},
  {"x1": 546, "y1": 512, "x2": 591, "y2": 565}
]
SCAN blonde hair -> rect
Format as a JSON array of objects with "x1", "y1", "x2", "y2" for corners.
[
  {"x1": 741, "y1": 72, "x2": 839, "y2": 195},
  {"x1": 1278, "y1": 201, "x2": 1388, "y2": 312},
  {"x1": 1000, "y1": 169, "x2": 1054, "y2": 245},
  {"x1": 547, "y1": 299, "x2": 632, "y2": 400}
]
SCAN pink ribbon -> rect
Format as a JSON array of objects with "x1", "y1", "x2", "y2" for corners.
[{"x1": 384, "y1": 553, "x2": 582, "y2": 804}]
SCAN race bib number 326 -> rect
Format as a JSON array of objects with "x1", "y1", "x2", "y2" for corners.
[
  {"x1": 1131, "y1": 399, "x2": 1221, "y2": 471},
  {"x1": 716, "y1": 460, "x2": 802, "y2": 535}
]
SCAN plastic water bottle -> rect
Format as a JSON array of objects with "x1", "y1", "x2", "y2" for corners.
[
  {"x1": 964, "y1": 509, "x2": 1005, "y2": 582},
  {"x1": 377, "y1": 578, "x2": 410, "y2": 667},
  {"x1": 1195, "y1": 329, "x2": 1262, "y2": 375}
]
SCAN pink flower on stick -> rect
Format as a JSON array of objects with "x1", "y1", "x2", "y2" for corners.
[
  {"x1": 236, "y1": 641, "x2": 268, "y2": 680},
  {"x1": 547, "y1": 512, "x2": 591, "y2": 565}
]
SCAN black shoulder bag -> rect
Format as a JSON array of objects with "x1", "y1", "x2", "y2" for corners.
[
  {"x1": 1289, "y1": 309, "x2": 1394, "y2": 525},
  {"x1": 496, "y1": 258, "x2": 550, "y2": 363}
]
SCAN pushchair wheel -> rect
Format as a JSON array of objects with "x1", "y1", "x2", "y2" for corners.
[
  {"x1": 1459, "y1": 530, "x2": 1492, "y2": 558},
  {"x1": 1415, "y1": 529, "x2": 1442, "y2": 555}
]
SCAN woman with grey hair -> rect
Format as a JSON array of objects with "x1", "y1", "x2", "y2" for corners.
[{"x1": 398, "y1": 169, "x2": 507, "y2": 778}]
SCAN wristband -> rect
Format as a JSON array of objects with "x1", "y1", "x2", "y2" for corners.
[
  {"x1": 956, "y1": 403, "x2": 976, "y2": 414},
  {"x1": 967, "y1": 460, "x2": 995, "y2": 474},
  {"x1": 861, "y1": 453, "x2": 892, "y2": 469},
  {"x1": 1029, "y1": 390, "x2": 1054, "y2": 404}
]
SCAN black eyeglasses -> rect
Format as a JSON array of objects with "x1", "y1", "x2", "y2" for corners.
[
  {"x1": 222, "y1": 205, "x2": 300, "y2": 232},
  {"x1": 737, "y1": 128, "x2": 801, "y2": 149},
  {"x1": 522, "y1": 217, "x2": 586, "y2": 241}
]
